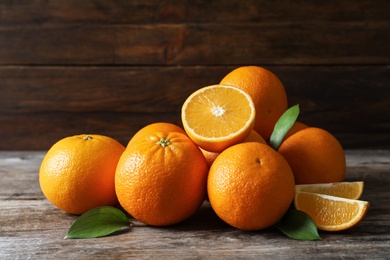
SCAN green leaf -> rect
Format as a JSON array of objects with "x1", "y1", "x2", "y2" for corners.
[
  {"x1": 269, "y1": 104, "x2": 300, "y2": 150},
  {"x1": 65, "y1": 206, "x2": 132, "y2": 239},
  {"x1": 277, "y1": 209, "x2": 321, "y2": 241}
]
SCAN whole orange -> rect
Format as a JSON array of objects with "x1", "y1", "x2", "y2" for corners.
[
  {"x1": 115, "y1": 131, "x2": 208, "y2": 226},
  {"x1": 278, "y1": 127, "x2": 346, "y2": 184},
  {"x1": 208, "y1": 142, "x2": 295, "y2": 230},
  {"x1": 200, "y1": 129, "x2": 266, "y2": 168},
  {"x1": 200, "y1": 147, "x2": 220, "y2": 169},
  {"x1": 128, "y1": 122, "x2": 186, "y2": 146},
  {"x1": 220, "y1": 66, "x2": 288, "y2": 141},
  {"x1": 39, "y1": 134, "x2": 125, "y2": 215},
  {"x1": 244, "y1": 129, "x2": 267, "y2": 144},
  {"x1": 283, "y1": 121, "x2": 308, "y2": 141}
]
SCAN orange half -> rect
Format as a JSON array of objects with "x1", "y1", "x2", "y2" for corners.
[
  {"x1": 294, "y1": 191, "x2": 370, "y2": 231},
  {"x1": 181, "y1": 84, "x2": 255, "y2": 152}
]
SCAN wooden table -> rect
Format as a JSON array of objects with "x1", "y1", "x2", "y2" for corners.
[{"x1": 1, "y1": 150, "x2": 389, "y2": 259}]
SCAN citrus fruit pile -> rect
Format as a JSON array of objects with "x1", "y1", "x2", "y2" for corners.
[{"x1": 39, "y1": 66, "x2": 369, "y2": 235}]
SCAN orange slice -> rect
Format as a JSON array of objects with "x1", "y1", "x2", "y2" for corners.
[
  {"x1": 294, "y1": 191, "x2": 370, "y2": 231},
  {"x1": 181, "y1": 84, "x2": 255, "y2": 152},
  {"x1": 295, "y1": 181, "x2": 364, "y2": 200}
]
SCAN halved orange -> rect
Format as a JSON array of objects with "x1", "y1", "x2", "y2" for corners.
[
  {"x1": 181, "y1": 84, "x2": 255, "y2": 152},
  {"x1": 295, "y1": 181, "x2": 364, "y2": 200},
  {"x1": 294, "y1": 191, "x2": 370, "y2": 231}
]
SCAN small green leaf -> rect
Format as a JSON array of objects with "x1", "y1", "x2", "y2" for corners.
[
  {"x1": 269, "y1": 104, "x2": 300, "y2": 150},
  {"x1": 277, "y1": 209, "x2": 321, "y2": 241},
  {"x1": 65, "y1": 206, "x2": 132, "y2": 239}
]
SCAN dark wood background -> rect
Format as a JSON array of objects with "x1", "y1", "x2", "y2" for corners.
[{"x1": 1, "y1": 0, "x2": 389, "y2": 150}]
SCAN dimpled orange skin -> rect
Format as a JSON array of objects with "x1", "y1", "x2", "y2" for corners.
[
  {"x1": 200, "y1": 129, "x2": 267, "y2": 168},
  {"x1": 283, "y1": 121, "x2": 308, "y2": 141},
  {"x1": 278, "y1": 127, "x2": 346, "y2": 184},
  {"x1": 208, "y1": 142, "x2": 295, "y2": 230},
  {"x1": 39, "y1": 134, "x2": 125, "y2": 215},
  {"x1": 220, "y1": 66, "x2": 288, "y2": 141},
  {"x1": 115, "y1": 131, "x2": 208, "y2": 226}
]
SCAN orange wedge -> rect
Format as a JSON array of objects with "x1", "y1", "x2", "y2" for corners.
[
  {"x1": 294, "y1": 191, "x2": 370, "y2": 231},
  {"x1": 181, "y1": 84, "x2": 255, "y2": 152},
  {"x1": 295, "y1": 181, "x2": 364, "y2": 200}
]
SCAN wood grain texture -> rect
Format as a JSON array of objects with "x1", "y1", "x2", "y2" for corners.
[
  {"x1": 0, "y1": 0, "x2": 389, "y2": 65},
  {"x1": 0, "y1": 0, "x2": 389, "y2": 150},
  {"x1": 1, "y1": 66, "x2": 389, "y2": 150},
  {"x1": 0, "y1": 150, "x2": 389, "y2": 259},
  {"x1": 1, "y1": 0, "x2": 389, "y2": 25},
  {"x1": 0, "y1": 22, "x2": 389, "y2": 65}
]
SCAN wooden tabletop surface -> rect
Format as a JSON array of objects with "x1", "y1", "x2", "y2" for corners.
[{"x1": 0, "y1": 149, "x2": 389, "y2": 259}]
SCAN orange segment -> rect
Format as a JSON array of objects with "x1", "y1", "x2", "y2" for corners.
[
  {"x1": 294, "y1": 191, "x2": 370, "y2": 231},
  {"x1": 181, "y1": 84, "x2": 255, "y2": 152},
  {"x1": 295, "y1": 181, "x2": 364, "y2": 200}
]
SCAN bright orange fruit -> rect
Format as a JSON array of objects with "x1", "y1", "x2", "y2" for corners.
[
  {"x1": 294, "y1": 191, "x2": 370, "y2": 231},
  {"x1": 200, "y1": 147, "x2": 220, "y2": 169},
  {"x1": 278, "y1": 127, "x2": 346, "y2": 184},
  {"x1": 244, "y1": 129, "x2": 267, "y2": 144},
  {"x1": 200, "y1": 129, "x2": 266, "y2": 168},
  {"x1": 181, "y1": 84, "x2": 255, "y2": 153},
  {"x1": 39, "y1": 134, "x2": 125, "y2": 215},
  {"x1": 283, "y1": 121, "x2": 308, "y2": 141},
  {"x1": 127, "y1": 122, "x2": 186, "y2": 146},
  {"x1": 220, "y1": 66, "x2": 288, "y2": 141},
  {"x1": 115, "y1": 131, "x2": 208, "y2": 226},
  {"x1": 208, "y1": 142, "x2": 295, "y2": 230}
]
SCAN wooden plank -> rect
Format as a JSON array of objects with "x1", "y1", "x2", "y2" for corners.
[
  {"x1": 1, "y1": 0, "x2": 389, "y2": 24},
  {"x1": 0, "y1": 22, "x2": 389, "y2": 65},
  {"x1": 0, "y1": 65, "x2": 389, "y2": 149},
  {"x1": 0, "y1": 150, "x2": 389, "y2": 258},
  {"x1": 1, "y1": 66, "x2": 388, "y2": 114},
  {"x1": 0, "y1": 151, "x2": 45, "y2": 200},
  {"x1": 0, "y1": 66, "x2": 226, "y2": 113},
  {"x1": 0, "y1": 112, "x2": 182, "y2": 150},
  {"x1": 1, "y1": 111, "x2": 389, "y2": 150},
  {"x1": 1, "y1": 0, "x2": 388, "y2": 65}
]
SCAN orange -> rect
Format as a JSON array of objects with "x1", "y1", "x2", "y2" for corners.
[
  {"x1": 39, "y1": 134, "x2": 125, "y2": 215},
  {"x1": 295, "y1": 181, "x2": 364, "y2": 200},
  {"x1": 220, "y1": 66, "x2": 288, "y2": 140},
  {"x1": 181, "y1": 84, "x2": 255, "y2": 153},
  {"x1": 283, "y1": 121, "x2": 308, "y2": 141},
  {"x1": 127, "y1": 122, "x2": 186, "y2": 146},
  {"x1": 278, "y1": 127, "x2": 346, "y2": 184},
  {"x1": 201, "y1": 129, "x2": 266, "y2": 168},
  {"x1": 294, "y1": 191, "x2": 370, "y2": 231},
  {"x1": 208, "y1": 142, "x2": 295, "y2": 230},
  {"x1": 200, "y1": 147, "x2": 220, "y2": 169},
  {"x1": 115, "y1": 131, "x2": 208, "y2": 226},
  {"x1": 244, "y1": 129, "x2": 267, "y2": 143}
]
